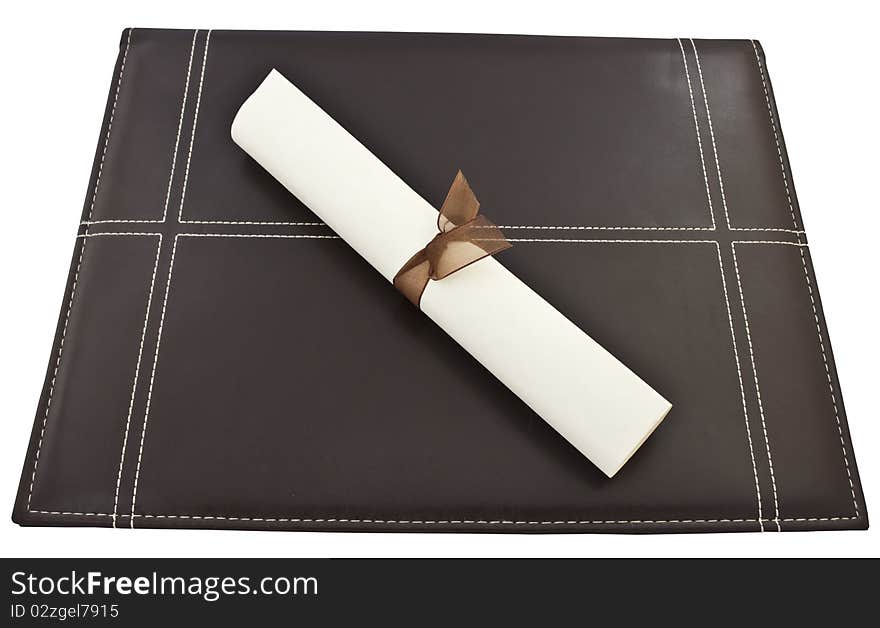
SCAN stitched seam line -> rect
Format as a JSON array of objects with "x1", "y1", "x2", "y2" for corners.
[
  {"x1": 731, "y1": 243, "x2": 781, "y2": 530},
  {"x1": 797, "y1": 246, "x2": 858, "y2": 516},
  {"x1": 677, "y1": 38, "x2": 716, "y2": 230},
  {"x1": 110, "y1": 235, "x2": 163, "y2": 528},
  {"x1": 713, "y1": 243, "x2": 764, "y2": 529},
  {"x1": 25, "y1": 511, "x2": 858, "y2": 525},
  {"x1": 728, "y1": 240, "x2": 806, "y2": 246},
  {"x1": 689, "y1": 39, "x2": 732, "y2": 230},
  {"x1": 25, "y1": 29, "x2": 134, "y2": 508},
  {"x1": 750, "y1": 41, "x2": 859, "y2": 517},
  {"x1": 76, "y1": 233, "x2": 164, "y2": 238},
  {"x1": 80, "y1": 219, "x2": 806, "y2": 232},
  {"x1": 751, "y1": 41, "x2": 799, "y2": 232},
  {"x1": 496, "y1": 226, "x2": 798, "y2": 232},
  {"x1": 689, "y1": 37, "x2": 781, "y2": 531},
  {"x1": 87, "y1": 29, "x2": 133, "y2": 223},
  {"x1": 177, "y1": 29, "x2": 211, "y2": 223},
  {"x1": 685, "y1": 37, "x2": 764, "y2": 529},
  {"x1": 25, "y1": 240, "x2": 88, "y2": 510},
  {"x1": 129, "y1": 234, "x2": 182, "y2": 527},
  {"x1": 25, "y1": 231, "x2": 157, "y2": 511},
  {"x1": 159, "y1": 30, "x2": 199, "y2": 223}
]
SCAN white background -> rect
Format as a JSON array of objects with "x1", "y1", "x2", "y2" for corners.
[{"x1": 1, "y1": 0, "x2": 876, "y2": 558}]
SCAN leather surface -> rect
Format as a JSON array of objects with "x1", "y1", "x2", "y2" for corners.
[{"x1": 13, "y1": 29, "x2": 867, "y2": 532}]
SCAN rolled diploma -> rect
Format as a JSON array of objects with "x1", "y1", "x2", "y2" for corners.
[{"x1": 232, "y1": 69, "x2": 672, "y2": 477}]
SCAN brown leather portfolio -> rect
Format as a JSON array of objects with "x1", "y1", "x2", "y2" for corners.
[{"x1": 13, "y1": 29, "x2": 867, "y2": 532}]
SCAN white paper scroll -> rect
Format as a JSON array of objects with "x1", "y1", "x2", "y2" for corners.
[{"x1": 231, "y1": 69, "x2": 672, "y2": 477}]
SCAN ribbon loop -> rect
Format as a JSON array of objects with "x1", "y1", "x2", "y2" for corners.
[{"x1": 394, "y1": 171, "x2": 511, "y2": 307}]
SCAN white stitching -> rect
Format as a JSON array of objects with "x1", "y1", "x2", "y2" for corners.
[
  {"x1": 729, "y1": 227, "x2": 802, "y2": 234},
  {"x1": 180, "y1": 222, "x2": 718, "y2": 229},
  {"x1": 174, "y1": 235, "x2": 741, "y2": 244},
  {"x1": 778, "y1": 517, "x2": 858, "y2": 523},
  {"x1": 496, "y1": 225, "x2": 801, "y2": 232},
  {"x1": 187, "y1": 221, "x2": 714, "y2": 229},
  {"x1": 80, "y1": 219, "x2": 806, "y2": 231},
  {"x1": 86, "y1": 29, "x2": 133, "y2": 223},
  {"x1": 713, "y1": 243, "x2": 764, "y2": 530},
  {"x1": 81, "y1": 219, "x2": 163, "y2": 225},
  {"x1": 505, "y1": 238, "x2": 716, "y2": 244},
  {"x1": 72, "y1": 235, "x2": 806, "y2": 245},
  {"x1": 677, "y1": 38, "x2": 715, "y2": 230},
  {"x1": 731, "y1": 243, "x2": 781, "y2": 530},
  {"x1": 30, "y1": 511, "x2": 113, "y2": 517},
  {"x1": 25, "y1": 510, "x2": 858, "y2": 524},
  {"x1": 111, "y1": 235, "x2": 162, "y2": 528},
  {"x1": 26, "y1": 22, "x2": 133, "y2": 507},
  {"x1": 728, "y1": 240, "x2": 807, "y2": 246},
  {"x1": 691, "y1": 38, "x2": 782, "y2": 530},
  {"x1": 689, "y1": 39, "x2": 731, "y2": 230},
  {"x1": 25, "y1": 232, "x2": 159, "y2": 511},
  {"x1": 77, "y1": 233, "x2": 162, "y2": 239},
  {"x1": 176, "y1": 220, "x2": 323, "y2": 226},
  {"x1": 130, "y1": 234, "x2": 181, "y2": 527},
  {"x1": 751, "y1": 41, "x2": 799, "y2": 232},
  {"x1": 749, "y1": 41, "x2": 860, "y2": 517},
  {"x1": 160, "y1": 30, "x2": 199, "y2": 223},
  {"x1": 175, "y1": 233, "x2": 341, "y2": 240},
  {"x1": 796, "y1": 246, "x2": 859, "y2": 516},
  {"x1": 680, "y1": 40, "x2": 766, "y2": 527},
  {"x1": 25, "y1": 240, "x2": 88, "y2": 510},
  {"x1": 177, "y1": 29, "x2": 211, "y2": 223},
  {"x1": 75, "y1": 27, "x2": 195, "y2": 227},
  {"x1": 736, "y1": 243, "x2": 860, "y2": 517}
]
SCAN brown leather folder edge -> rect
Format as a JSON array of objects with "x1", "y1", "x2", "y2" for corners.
[{"x1": 13, "y1": 29, "x2": 867, "y2": 533}]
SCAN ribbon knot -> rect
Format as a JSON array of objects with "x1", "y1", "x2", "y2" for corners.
[{"x1": 393, "y1": 171, "x2": 511, "y2": 307}]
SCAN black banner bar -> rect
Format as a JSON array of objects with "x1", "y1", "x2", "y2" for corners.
[{"x1": 3, "y1": 558, "x2": 872, "y2": 624}]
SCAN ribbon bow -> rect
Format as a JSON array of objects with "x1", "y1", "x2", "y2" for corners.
[{"x1": 393, "y1": 171, "x2": 512, "y2": 307}]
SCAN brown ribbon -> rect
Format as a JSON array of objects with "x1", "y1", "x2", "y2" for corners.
[{"x1": 393, "y1": 171, "x2": 511, "y2": 307}]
